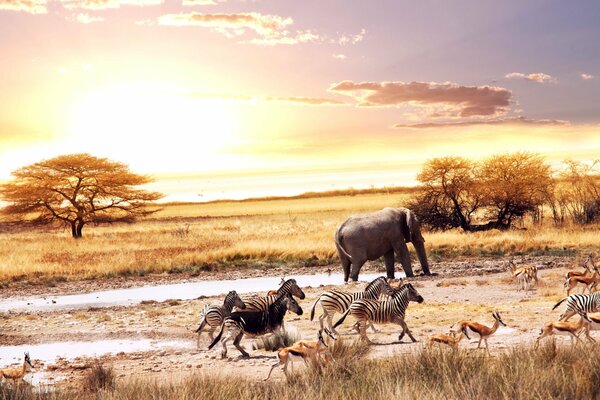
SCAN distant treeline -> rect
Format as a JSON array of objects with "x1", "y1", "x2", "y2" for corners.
[{"x1": 163, "y1": 186, "x2": 418, "y2": 206}]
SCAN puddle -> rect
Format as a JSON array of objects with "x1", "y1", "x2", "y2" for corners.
[
  {"x1": 0, "y1": 273, "x2": 392, "y2": 312},
  {"x1": 0, "y1": 339, "x2": 190, "y2": 365},
  {"x1": 494, "y1": 326, "x2": 518, "y2": 335}
]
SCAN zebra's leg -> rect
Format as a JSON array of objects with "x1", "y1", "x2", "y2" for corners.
[
  {"x1": 369, "y1": 322, "x2": 379, "y2": 333},
  {"x1": 397, "y1": 319, "x2": 417, "y2": 342},
  {"x1": 208, "y1": 327, "x2": 215, "y2": 341},
  {"x1": 327, "y1": 313, "x2": 339, "y2": 335},
  {"x1": 220, "y1": 330, "x2": 234, "y2": 359},
  {"x1": 318, "y1": 307, "x2": 328, "y2": 331},
  {"x1": 196, "y1": 319, "x2": 207, "y2": 348},
  {"x1": 233, "y1": 332, "x2": 249, "y2": 358},
  {"x1": 359, "y1": 320, "x2": 373, "y2": 344}
]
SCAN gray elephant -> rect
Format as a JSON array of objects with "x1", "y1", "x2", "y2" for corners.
[{"x1": 335, "y1": 207, "x2": 431, "y2": 282}]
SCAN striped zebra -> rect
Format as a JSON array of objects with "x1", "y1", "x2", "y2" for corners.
[
  {"x1": 241, "y1": 279, "x2": 306, "y2": 311},
  {"x1": 310, "y1": 276, "x2": 395, "y2": 334},
  {"x1": 553, "y1": 291, "x2": 600, "y2": 321},
  {"x1": 333, "y1": 282, "x2": 424, "y2": 343},
  {"x1": 195, "y1": 291, "x2": 245, "y2": 348}
]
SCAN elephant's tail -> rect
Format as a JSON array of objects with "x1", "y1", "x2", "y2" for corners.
[
  {"x1": 334, "y1": 224, "x2": 353, "y2": 262},
  {"x1": 333, "y1": 307, "x2": 351, "y2": 330}
]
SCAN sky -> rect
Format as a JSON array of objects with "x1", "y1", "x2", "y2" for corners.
[{"x1": 0, "y1": 0, "x2": 599, "y2": 201}]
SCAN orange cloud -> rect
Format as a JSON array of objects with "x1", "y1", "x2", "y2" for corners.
[
  {"x1": 0, "y1": 0, "x2": 46, "y2": 13},
  {"x1": 157, "y1": 12, "x2": 293, "y2": 38},
  {"x1": 63, "y1": 0, "x2": 161, "y2": 9},
  {"x1": 329, "y1": 80, "x2": 512, "y2": 117},
  {"x1": 75, "y1": 13, "x2": 103, "y2": 23},
  {"x1": 505, "y1": 72, "x2": 557, "y2": 84},
  {"x1": 394, "y1": 116, "x2": 569, "y2": 129}
]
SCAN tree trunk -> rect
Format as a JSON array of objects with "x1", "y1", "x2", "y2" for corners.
[
  {"x1": 76, "y1": 220, "x2": 84, "y2": 238},
  {"x1": 70, "y1": 222, "x2": 78, "y2": 238}
]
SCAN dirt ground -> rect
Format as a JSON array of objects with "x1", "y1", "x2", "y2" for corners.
[{"x1": 0, "y1": 255, "x2": 591, "y2": 387}]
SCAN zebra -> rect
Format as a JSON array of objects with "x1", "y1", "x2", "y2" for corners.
[
  {"x1": 195, "y1": 291, "x2": 246, "y2": 348},
  {"x1": 553, "y1": 292, "x2": 600, "y2": 321},
  {"x1": 333, "y1": 282, "x2": 424, "y2": 343},
  {"x1": 208, "y1": 292, "x2": 303, "y2": 359},
  {"x1": 241, "y1": 278, "x2": 306, "y2": 311},
  {"x1": 310, "y1": 276, "x2": 395, "y2": 334}
]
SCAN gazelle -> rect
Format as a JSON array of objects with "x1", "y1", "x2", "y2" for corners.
[
  {"x1": 535, "y1": 317, "x2": 586, "y2": 348},
  {"x1": 0, "y1": 352, "x2": 34, "y2": 383},
  {"x1": 453, "y1": 311, "x2": 506, "y2": 355},
  {"x1": 264, "y1": 329, "x2": 335, "y2": 381},
  {"x1": 564, "y1": 270, "x2": 600, "y2": 296},
  {"x1": 565, "y1": 254, "x2": 596, "y2": 280},
  {"x1": 428, "y1": 326, "x2": 470, "y2": 350},
  {"x1": 579, "y1": 312, "x2": 600, "y2": 342},
  {"x1": 508, "y1": 260, "x2": 536, "y2": 291}
]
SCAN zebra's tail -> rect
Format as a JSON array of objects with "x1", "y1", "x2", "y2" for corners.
[
  {"x1": 207, "y1": 323, "x2": 225, "y2": 350},
  {"x1": 552, "y1": 297, "x2": 568, "y2": 311},
  {"x1": 333, "y1": 307, "x2": 351, "y2": 330},
  {"x1": 195, "y1": 317, "x2": 206, "y2": 333},
  {"x1": 310, "y1": 296, "x2": 321, "y2": 321}
]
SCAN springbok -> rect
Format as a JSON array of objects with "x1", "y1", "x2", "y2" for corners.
[
  {"x1": 0, "y1": 352, "x2": 34, "y2": 383},
  {"x1": 428, "y1": 326, "x2": 470, "y2": 350},
  {"x1": 534, "y1": 317, "x2": 586, "y2": 348},
  {"x1": 453, "y1": 311, "x2": 506, "y2": 355},
  {"x1": 564, "y1": 270, "x2": 600, "y2": 296},
  {"x1": 565, "y1": 254, "x2": 596, "y2": 280}
]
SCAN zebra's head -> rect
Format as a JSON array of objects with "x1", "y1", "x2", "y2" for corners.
[
  {"x1": 492, "y1": 311, "x2": 506, "y2": 327},
  {"x1": 396, "y1": 282, "x2": 424, "y2": 304},
  {"x1": 280, "y1": 292, "x2": 303, "y2": 316},
  {"x1": 366, "y1": 276, "x2": 395, "y2": 297},
  {"x1": 283, "y1": 279, "x2": 306, "y2": 300},
  {"x1": 227, "y1": 290, "x2": 246, "y2": 310}
]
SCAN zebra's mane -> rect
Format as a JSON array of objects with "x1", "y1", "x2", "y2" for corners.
[{"x1": 364, "y1": 276, "x2": 386, "y2": 291}]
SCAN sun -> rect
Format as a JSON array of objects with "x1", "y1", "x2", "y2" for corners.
[{"x1": 65, "y1": 82, "x2": 241, "y2": 173}]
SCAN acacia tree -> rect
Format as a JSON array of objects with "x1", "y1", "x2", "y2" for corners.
[
  {"x1": 0, "y1": 154, "x2": 163, "y2": 238},
  {"x1": 479, "y1": 153, "x2": 553, "y2": 229},
  {"x1": 410, "y1": 157, "x2": 483, "y2": 230}
]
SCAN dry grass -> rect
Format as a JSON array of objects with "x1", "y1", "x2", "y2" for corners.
[{"x1": 1, "y1": 190, "x2": 598, "y2": 285}]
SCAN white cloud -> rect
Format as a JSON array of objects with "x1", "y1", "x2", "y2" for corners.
[
  {"x1": 581, "y1": 73, "x2": 594, "y2": 81},
  {"x1": 505, "y1": 72, "x2": 557, "y2": 84}
]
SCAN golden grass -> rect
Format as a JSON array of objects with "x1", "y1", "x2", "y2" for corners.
[{"x1": 0, "y1": 190, "x2": 598, "y2": 285}]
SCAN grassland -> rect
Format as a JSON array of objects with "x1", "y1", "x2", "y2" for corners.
[
  {"x1": 3, "y1": 341, "x2": 600, "y2": 400},
  {"x1": 0, "y1": 190, "x2": 598, "y2": 285}
]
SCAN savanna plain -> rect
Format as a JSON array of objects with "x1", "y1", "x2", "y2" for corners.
[{"x1": 1, "y1": 189, "x2": 600, "y2": 400}]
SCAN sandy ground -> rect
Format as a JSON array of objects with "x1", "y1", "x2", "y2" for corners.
[{"x1": 0, "y1": 255, "x2": 590, "y2": 387}]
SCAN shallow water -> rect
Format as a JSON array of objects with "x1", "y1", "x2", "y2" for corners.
[
  {"x1": 0, "y1": 273, "x2": 390, "y2": 312},
  {"x1": 0, "y1": 339, "x2": 190, "y2": 365}
]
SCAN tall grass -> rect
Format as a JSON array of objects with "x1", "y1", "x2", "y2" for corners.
[
  {"x1": 0, "y1": 190, "x2": 597, "y2": 285},
  {"x1": 3, "y1": 342, "x2": 598, "y2": 400}
]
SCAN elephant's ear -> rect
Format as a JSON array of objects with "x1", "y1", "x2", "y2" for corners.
[{"x1": 406, "y1": 209, "x2": 425, "y2": 243}]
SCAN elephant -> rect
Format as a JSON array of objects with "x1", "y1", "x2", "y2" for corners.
[{"x1": 334, "y1": 207, "x2": 431, "y2": 282}]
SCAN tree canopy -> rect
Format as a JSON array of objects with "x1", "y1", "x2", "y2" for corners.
[
  {"x1": 0, "y1": 153, "x2": 163, "y2": 238},
  {"x1": 410, "y1": 152, "x2": 553, "y2": 231}
]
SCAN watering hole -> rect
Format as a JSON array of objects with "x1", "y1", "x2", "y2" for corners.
[{"x1": 0, "y1": 273, "x2": 391, "y2": 312}]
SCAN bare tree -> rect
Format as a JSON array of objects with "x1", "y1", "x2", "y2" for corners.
[{"x1": 0, "y1": 154, "x2": 163, "y2": 238}]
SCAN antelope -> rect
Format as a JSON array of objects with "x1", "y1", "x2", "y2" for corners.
[
  {"x1": 579, "y1": 312, "x2": 600, "y2": 342},
  {"x1": 428, "y1": 326, "x2": 470, "y2": 350},
  {"x1": 452, "y1": 311, "x2": 506, "y2": 355},
  {"x1": 0, "y1": 352, "x2": 34, "y2": 383},
  {"x1": 564, "y1": 270, "x2": 600, "y2": 296},
  {"x1": 534, "y1": 317, "x2": 586, "y2": 348},
  {"x1": 508, "y1": 260, "x2": 536, "y2": 291},
  {"x1": 266, "y1": 277, "x2": 287, "y2": 296},
  {"x1": 565, "y1": 254, "x2": 596, "y2": 280},
  {"x1": 264, "y1": 329, "x2": 336, "y2": 381}
]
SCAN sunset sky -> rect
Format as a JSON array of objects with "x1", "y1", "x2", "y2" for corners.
[{"x1": 1, "y1": 0, "x2": 599, "y2": 201}]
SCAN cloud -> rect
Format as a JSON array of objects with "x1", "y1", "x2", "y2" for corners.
[
  {"x1": 505, "y1": 72, "x2": 557, "y2": 84},
  {"x1": 329, "y1": 80, "x2": 512, "y2": 117},
  {"x1": 581, "y1": 73, "x2": 594, "y2": 80},
  {"x1": 182, "y1": 0, "x2": 217, "y2": 4},
  {"x1": 75, "y1": 12, "x2": 103, "y2": 23},
  {"x1": 62, "y1": 0, "x2": 162, "y2": 10},
  {"x1": 190, "y1": 92, "x2": 347, "y2": 106},
  {"x1": 156, "y1": 12, "x2": 293, "y2": 39},
  {"x1": 337, "y1": 28, "x2": 366, "y2": 45},
  {"x1": 394, "y1": 116, "x2": 570, "y2": 129},
  {"x1": 248, "y1": 30, "x2": 320, "y2": 46},
  {"x1": 0, "y1": 0, "x2": 46, "y2": 13},
  {"x1": 332, "y1": 54, "x2": 346, "y2": 60}
]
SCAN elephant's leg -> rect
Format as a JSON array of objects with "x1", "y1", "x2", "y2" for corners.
[
  {"x1": 341, "y1": 256, "x2": 352, "y2": 282},
  {"x1": 349, "y1": 257, "x2": 367, "y2": 282},
  {"x1": 393, "y1": 241, "x2": 414, "y2": 278},
  {"x1": 384, "y1": 250, "x2": 396, "y2": 280},
  {"x1": 412, "y1": 240, "x2": 431, "y2": 275}
]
